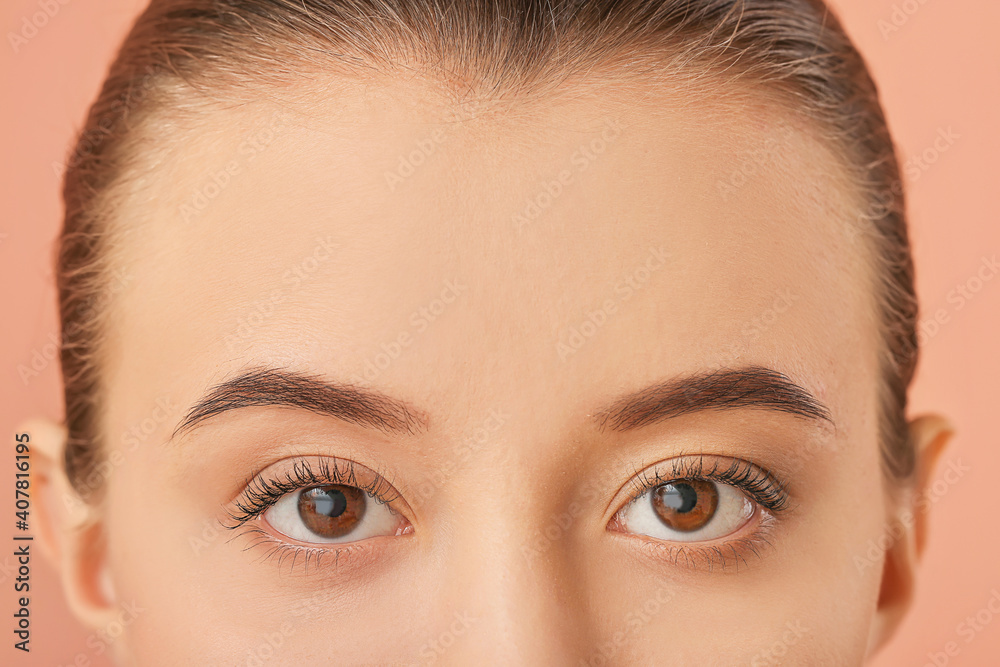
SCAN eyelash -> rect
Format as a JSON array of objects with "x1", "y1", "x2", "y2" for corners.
[
  {"x1": 221, "y1": 457, "x2": 403, "y2": 572},
  {"x1": 613, "y1": 455, "x2": 791, "y2": 572},
  {"x1": 223, "y1": 455, "x2": 789, "y2": 574}
]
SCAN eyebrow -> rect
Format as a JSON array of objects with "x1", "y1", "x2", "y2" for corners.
[
  {"x1": 592, "y1": 366, "x2": 833, "y2": 432},
  {"x1": 172, "y1": 365, "x2": 830, "y2": 440},
  {"x1": 171, "y1": 367, "x2": 428, "y2": 439}
]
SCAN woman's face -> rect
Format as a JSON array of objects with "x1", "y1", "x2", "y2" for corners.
[{"x1": 91, "y1": 78, "x2": 889, "y2": 664}]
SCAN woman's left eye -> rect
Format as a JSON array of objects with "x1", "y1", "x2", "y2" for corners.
[
  {"x1": 264, "y1": 484, "x2": 409, "y2": 544},
  {"x1": 611, "y1": 478, "x2": 757, "y2": 542}
]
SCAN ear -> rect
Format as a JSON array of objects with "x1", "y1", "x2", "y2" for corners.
[
  {"x1": 866, "y1": 413, "x2": 955, "y2": 657},
  {"x1": 19, "y1": 418, "x2": 120, "y2": 631}
]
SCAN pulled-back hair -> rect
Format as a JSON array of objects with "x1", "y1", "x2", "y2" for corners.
[{"x1": 58, "y1": 0, "x2": 917, "y2": 498}]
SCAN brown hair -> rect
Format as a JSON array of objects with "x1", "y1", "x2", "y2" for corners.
[{"x1": 58, "y1": 0, "x2": 918, "y2": 499}]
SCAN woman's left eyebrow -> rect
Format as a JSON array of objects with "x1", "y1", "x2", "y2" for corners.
[
  {"x1": 169, "y1": 366, "x2": 429, "y2": 440},
  {"x1": 591, "y1": 366, "x2": 834, "y2": 432}
]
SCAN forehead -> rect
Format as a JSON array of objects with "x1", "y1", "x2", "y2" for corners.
[{"x1": 102, "y1": 78, "x2": 877, "y2": 437}]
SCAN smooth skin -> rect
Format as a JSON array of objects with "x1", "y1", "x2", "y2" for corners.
[{"x1": 26, "y1": 75, "x2": 953, "y2": 665}]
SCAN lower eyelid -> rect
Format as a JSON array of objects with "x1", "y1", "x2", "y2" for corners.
[
  {"x1": 627, "y1": 534, "x2": 771, "y2": 573},
  {"x1": 611, "y1": 506, "x2": 779, "y2": 572},
  {"x1": 228, "y1": 519, "x2": 391, "y2": 573}
]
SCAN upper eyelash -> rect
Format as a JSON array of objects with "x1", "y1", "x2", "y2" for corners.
[
  {"x1": 222, "y1": 457, "x2": 401, "y2": 530},
  {"x1": 622, "y1": 454, "x2": 790, "y2": 513},
  {"x1": 223, "y1": 454, "x2": 785, "y2": 574}
]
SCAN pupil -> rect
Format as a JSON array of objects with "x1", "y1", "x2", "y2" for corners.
[
  {"x1": 310, "y1": 488, "x2": 348, "y2": 517},
  {"x1": 656, "y1": 483, "x2": 698, "y2": 513}
]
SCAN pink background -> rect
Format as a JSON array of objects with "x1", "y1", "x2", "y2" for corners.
[{"x1": 1, "y1": 0, "x2": 997, "y2": 664}]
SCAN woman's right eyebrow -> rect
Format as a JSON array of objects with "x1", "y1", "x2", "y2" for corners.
[{"x1": 169, "y1": 366, "x2": 429, "y2": 440}]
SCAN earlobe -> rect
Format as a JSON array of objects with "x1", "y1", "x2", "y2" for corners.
[
  {"x1": 866, "y1": 413, "x2": 955, "y2": 658},
  {"x1": 18, "y1": 418, "x2": 120, "y2": 631}
]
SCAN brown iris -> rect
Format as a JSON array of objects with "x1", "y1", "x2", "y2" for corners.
[
  {"x1": 651, "y1": 479, "x2": 719, "y2": 532},
  {"x1": 297, "y1": 485, "x2": 366, "y2": 538}
]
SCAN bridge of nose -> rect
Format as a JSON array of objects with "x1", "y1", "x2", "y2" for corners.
[{"x1": 416, "y1": 445, "x2": 600, "y2": 665}]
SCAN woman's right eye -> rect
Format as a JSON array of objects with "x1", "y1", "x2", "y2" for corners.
[{"x1": 263, "y1": 484, "x2": 410, "y2": 544}]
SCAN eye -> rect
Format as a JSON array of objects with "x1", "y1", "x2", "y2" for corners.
[
  {"x1": 613, "y1": 477, "x2": 756, "y2": 542},
  {"x1": 224, "y1": 456, "x2": 413, "y2": 555},
  {"x1": 264, "y1": 484, "x2": 409, "y2": 544},
  {"x1": 606, "y1": 455, "x2": 790, "y2": 555}
]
